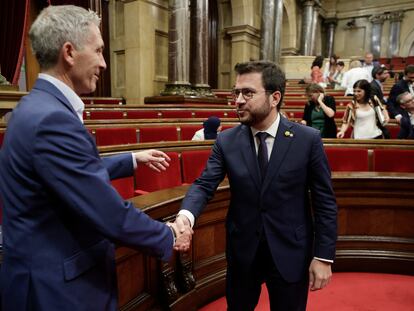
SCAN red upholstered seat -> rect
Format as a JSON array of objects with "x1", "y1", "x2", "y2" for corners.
[
  {"x1": 287, "y1": 111, "x2": 304, "y2": 119},
  {"x1": 373, "y1": 149, "x2": 414, "y2": 172},
  {"x1": 95, "y1": 128, "x2": 137, "y2": 146},
  {"x1": 111, "y1": 177, "x2": 135, "y2": 199},
  {"x1": 181, "y1": 150, "x2": 212, "y2": 184},
  {"x1": 193, "y1": 111, "x2": 226, "y2": 118},
  {"x1": 180, "y1": 125, "x2": 202, "y2": 140},
  {"x1": 0, "y1": 132, "x2": 4, "y2": 147},
  {"x1": 161, "y1": 110, "x2": 193, "y2": 118},
  {"x1": 335, "y1": 110, "x2": 345, "y2": 119},
  {"x1": 126, "y1": 110, "x2": 159, "y2": 119},
  {"x1": 283, "y1": 100, "x2": 306, "y2": 107},
  {"x1": 221, "y1": 124, "x2": 236, "y2": 131},
  {"x1": 325, "y1": 148, "x2": 369, "y2": 171},
  {"x1": 343, "y1": 126, "x2": 353, "y2": 138},
  {"x1": 386, "y1": 125, "x2": 400, "y2": 139},
  {"x1": 225, "y1": 110, "x2": 238, "y2": 118},
  {"x1": 139, "y1": 126, "x2": 178, "y2": 142},
  {"x1": 89, "y1": 111, "x2": 124, "y2": 120},
  {"x1": 406, "y1": 56, "x2": 414, "y2": 65},
  {"x1": 378, "y1": 57, "x2": 390, "y2": 65},
  {"x1": 134, "y1": 152, "x2": 182, "y2": 194}
]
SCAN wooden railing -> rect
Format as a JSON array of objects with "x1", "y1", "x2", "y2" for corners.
[{"x1": 115, "y1": 172, "x2": 414, "y2": 310}]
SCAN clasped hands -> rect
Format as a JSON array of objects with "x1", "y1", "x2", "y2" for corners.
[{"x1": 167, "y1": 214, "x2": 193, "y2": 252}]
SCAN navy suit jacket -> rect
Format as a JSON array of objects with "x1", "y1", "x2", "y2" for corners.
[
  {"x1": 0, "y1": 79, "x2": 173, "y2": 310},
  {"x1": 181, "y1": 116, "x2": 337, "y2": 283},
  {"x1": 387, "y1": 79, "x2": 411, "y2": 118},
  {"x1": 370, "y1": 80, "x2": 385, "y2": 103},
  {"x1": 398, "y1": 111, "x2": 414, "y2": 139}
]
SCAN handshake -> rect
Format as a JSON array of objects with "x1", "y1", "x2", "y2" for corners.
[{"x1": 167, "y1": 214, "x2": 194, "y2": 252}]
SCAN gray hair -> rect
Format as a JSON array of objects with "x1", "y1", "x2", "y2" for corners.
[
  {"x1": 349, "y1": 60, "x2": 362, "y2": 69},
  {"x1": 396, "y1": 91, "x2": 411, "y2": 106},
  {"x1": 29, "y1": 5, "x2": 101, "y2": 70}
]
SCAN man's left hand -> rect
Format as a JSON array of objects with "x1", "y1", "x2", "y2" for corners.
[
  {"x1": 133, "y1": 149, "x2": 170, "y2": 172},
  {"x1": 309, "y1": 259, "x2": 332, "y2": 291}
]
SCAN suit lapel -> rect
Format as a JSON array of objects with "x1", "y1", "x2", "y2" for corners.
[
  {"x1": 262, "y1": 117, "x2": 294, "y2": 192},
  {"x1": 33, "y1": 79, "x2": 79, "y2": 119},
  {"x1": 239, "y1": 125, "x2": 261, "y2": 191}
]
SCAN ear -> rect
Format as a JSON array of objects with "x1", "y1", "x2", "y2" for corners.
[
  {"x1": 61, "y1": 42, "x2": 76, "y2": 67},
  {"x1": 270, "y1": 91, "x2": 282, "y2": 108}
]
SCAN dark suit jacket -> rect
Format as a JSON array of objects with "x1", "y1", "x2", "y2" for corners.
[
  {"x1": 0, "y1": 79, "x2": 173, "y2": 311},
  {"x1": 180, "y1": 116, "x2": 337, "y2": 283},
  {"x1": 398, "y1": 110, "x2": 414, "y2": 139},
  {"x1": 370, "y1": 80, "x2": 385, "y2": 103},
  {"x1": 387, "y1": 79, "x2": 411, "y2": 118}
]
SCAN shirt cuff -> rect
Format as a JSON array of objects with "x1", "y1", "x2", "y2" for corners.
[
  {"x1": 314, "y1": 257, "x2": 333, "y2": 264},
  {"x1": 178, "y1": 210, "x2": 195, "y2": 228},
  {"x1": 131, "y1": 153, "x2": 137, "y2": 169},
  {"x1": 166, "y1": 223, "x2": 176, "y2": 246},
  {"x1": 395, "y1": 114, "x2": 402, "y2": 120}
]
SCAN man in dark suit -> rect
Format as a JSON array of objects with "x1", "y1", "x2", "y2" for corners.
[
  {"x1": 0, "y1": 5, "x2": 189, "y2": 310},
  {"x1": 387, "y1": 65, "x2": 414, "y2": 120},
  {"x1": 174, "y1": 61, "x2": 337, "y2": 310},
  {"x1": 370, "y1": 65, "x2": 389, "y2": 104},
  {"x1": 396, "y1": 92, "x2": 414, "y2": 139}
]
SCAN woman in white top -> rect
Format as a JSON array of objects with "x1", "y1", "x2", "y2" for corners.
[
  {"x1": 337, "y1": 79, "x2": 389, "y2": 139},
  {"x1": 192, "y1": 116, "x2": 222, "y2": 141}
]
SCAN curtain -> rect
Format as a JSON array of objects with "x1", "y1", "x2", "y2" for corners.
[
  {"x1": 49, "y1": 0, "x2": 89, "y2": 8},
  {"x1": 0, "y1": 0, "x2": 30, "y2": 84}
]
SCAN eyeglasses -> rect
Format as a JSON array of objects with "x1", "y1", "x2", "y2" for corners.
[{"x1": 231, "y1": 88, "x2": 270, "y2": 101}]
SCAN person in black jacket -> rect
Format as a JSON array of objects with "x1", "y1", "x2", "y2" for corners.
[
  {"x1": 387, "y1": 65, "x2": 414, "y2": 121},
  {"x1": 301, "y1": 83, "x2": 337, "y2": 138},
  {"x1": 370, "y1": 65, "x2": 389, "y2": 105},
  {"x1": 396, "y1": 92, "x2": 414, "y2": 139}
]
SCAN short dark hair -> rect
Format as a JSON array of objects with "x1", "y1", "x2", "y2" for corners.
[
  {"x1": 234, "y1": 60, "x2": 286, "y2": 110},
  {"x1": 337, "y1": 61, "x2": 345, "y2": 67},
  {"x1": 404, "y1": 65, "x2": 414, "y2": 75},
  {"x1": 353, "y1": 79, "x2": 371, "y2": 102},
  {"x1": 372, "y1": 65, "x2": 386, "y2": 79}
]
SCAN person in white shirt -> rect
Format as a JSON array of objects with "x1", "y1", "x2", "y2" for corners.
[
  {"x1": 337, "y1": 79, "x2": 389, "y2": 139},
  {"x1": 361, "y1": 52, "x2": 377, "y2": 82},
  {"x1": 341, "y1": 60, "x2": 371, "y2": 96}
]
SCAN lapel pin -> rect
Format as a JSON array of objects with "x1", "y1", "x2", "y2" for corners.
[{"x1": 284, "y1": 130, "x2": 293, "y2": 137}]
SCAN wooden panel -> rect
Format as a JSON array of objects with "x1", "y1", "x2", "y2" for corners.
[{"x1": 110, "y1": 173, "x2": 414, "y2": 310}]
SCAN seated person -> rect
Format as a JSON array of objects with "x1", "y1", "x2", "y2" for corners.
[
  {"x1": 310, "y1": 55, "x2": 326, "y2": 87},
  {"x1": 332, "y1": 61, "x2": 345, "y2": 90},
  {"x1": 301, "y1": 83, "x2": 337, "y2": 138},
  {"x1": 192, "y1": 116, "x2": 222, "y2": 140},
  {"x1": 396, "y1": 92, "x2": 414, "y2": 139}
]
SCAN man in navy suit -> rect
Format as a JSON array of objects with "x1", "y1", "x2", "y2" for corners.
[
  {"x1": 396, "y1": 92, "x2": 414, "y2": 139},
  {"x1": 174, "y1": 61, "x2": 337, "y2": 310},
  {"x1": 387, "y1": 65, "x2": 414, "y2": 120},
  {"x1": 0, "y1": 5, "x2": 190, "y2": 310},
  {"x1": 370, "y1": 65, "x2": 389, "y2": 104}
]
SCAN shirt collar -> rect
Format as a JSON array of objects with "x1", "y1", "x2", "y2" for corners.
[
  {"x1": 251, "y1": 113, "x2": 280, "y2": 138},
  {"x1": 38, "y1": 73, "x2": 85, "y2": 122}
]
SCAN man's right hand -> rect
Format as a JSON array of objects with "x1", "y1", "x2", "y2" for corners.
[{"x1": 173, "y1": 215, "x2": 193, "y2": 252}]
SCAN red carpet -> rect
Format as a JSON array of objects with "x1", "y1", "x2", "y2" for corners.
[{"x1": 199, "y1": 272, "x2": 414, "y2": 310}]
